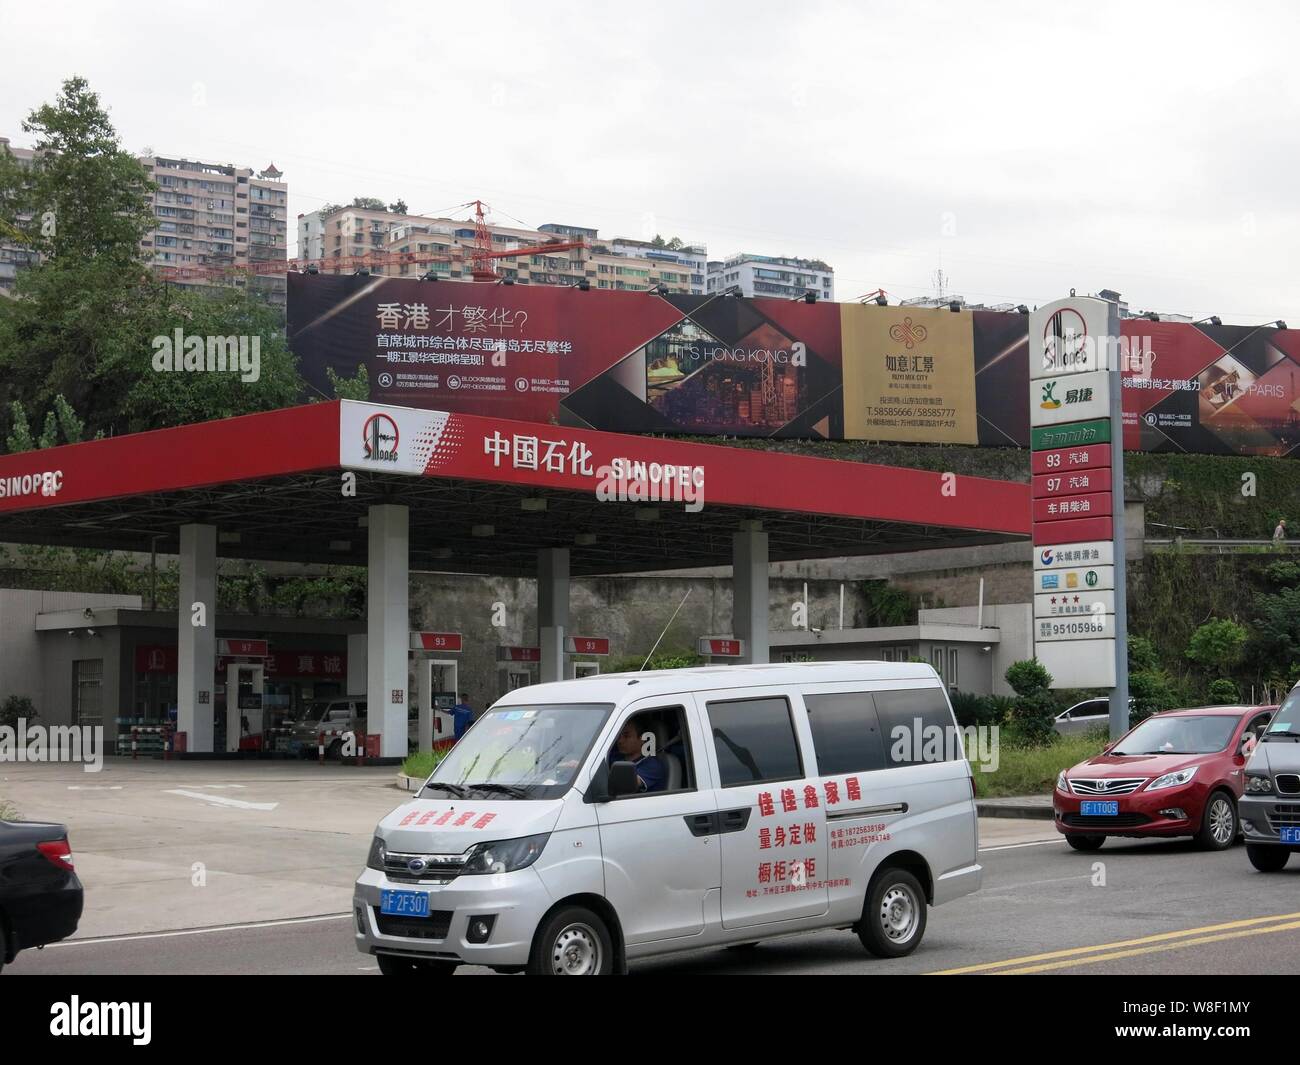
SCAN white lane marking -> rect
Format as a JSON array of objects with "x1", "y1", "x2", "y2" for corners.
[
  {"x1": 979, "y1": 838, "x2": 1062, "y2": 852},
  {"x1": 68, "y1": 785, "x2": 124, "y2": 791},
  {"x1": 48, "y1": 913, "x2": 351, "y2": 948},
  {"x1": 164, "y1": 788, "x2": 278, "y2": 811}
]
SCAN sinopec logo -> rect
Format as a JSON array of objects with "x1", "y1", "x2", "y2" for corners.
[
  {"x1": 362, "y1": 413, "x2": 400, "y2": 462},
  {"x1": 888, "y1": 317, "x2": 928, "y2": 350},
  {"x1": 1042, "y1": 307, "x2": 1090, "y2": 372}
]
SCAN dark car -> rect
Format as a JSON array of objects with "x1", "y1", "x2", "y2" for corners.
[
  {"x1": 0, "y1": 820, "x2": 84, "y2": 971},
  {"x1": 1053, "y1": 705, "x2": 1276, "y2": 851}
]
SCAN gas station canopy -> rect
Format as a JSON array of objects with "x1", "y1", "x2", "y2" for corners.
[{"x1": 0, "y1": 400, "x2": 1029, "y2": 574}]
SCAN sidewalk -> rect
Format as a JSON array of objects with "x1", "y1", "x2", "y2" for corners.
[{"x1": 976, "y1": 794, "x2": 1054, "y2": 821}]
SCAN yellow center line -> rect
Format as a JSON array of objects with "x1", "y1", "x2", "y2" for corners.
[
  {"x1": 928, "y1": 910, "x2": 1300, "y2": 975},
  {"x1": 996, "y1": 919, "x2": 1300, "y2": 974}
]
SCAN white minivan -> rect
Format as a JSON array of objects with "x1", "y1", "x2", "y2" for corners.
[{"x1": 353, "y1": 661, "x2": 981, "y2": 975}]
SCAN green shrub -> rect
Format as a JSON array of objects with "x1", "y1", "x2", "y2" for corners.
[
  {"x1": 1004, "y1": 659, "x2": 1056, "y2": 747},
  {"x1": 1207, "y1": 678, "x2": 1240, "y2": 704},
  {"x1": 950, "y1": 690, "x2": 1010, "y2": 728},
  {"x1": 1129, "y1": 668, "x2": 1180, "y2": 722},
  {"x1": 0, "y1": 695, "x2": 36, "y2": 729}
]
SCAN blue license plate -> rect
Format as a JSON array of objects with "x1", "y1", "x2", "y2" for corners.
[
  {"x1": 380, "y1": 889, "x2": 430, "y2": 917},
  {"x1": 1081, "y1": 800, "x2": 1119, "y2": 816},
  {"x1": 1281, "y1": 828, "x2": 1300, "y2": 845}
]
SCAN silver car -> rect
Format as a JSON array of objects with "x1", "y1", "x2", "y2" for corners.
[{"x1": 353, "y1": 661, "x2": 982, "y2": 975}]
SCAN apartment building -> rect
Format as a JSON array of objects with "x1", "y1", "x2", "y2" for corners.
[
  {"x1": 607, "y1": 236, "x2": 707, "y2": 294},
  {"x1": 300, "y1": 207, "x2": 699, "y2": 294},
  {"x1": 0, "y1": 137, "x2": 39, "y2": 296},
  {"x1": 707, "y1": 253, "x2": 835, "y2": 301},
  {"x1": 140, "y1": 155, "x2": 288, "y2": 307}
]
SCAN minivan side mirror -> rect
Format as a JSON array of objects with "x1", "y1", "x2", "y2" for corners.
[{"x1": 608, "y1": 761, "x2": 640, "y2": 799}]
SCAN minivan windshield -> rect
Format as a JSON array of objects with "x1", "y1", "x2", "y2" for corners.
[
  {"x1": 422, "y1": 703, "x2": 614, "y2": 800},
  {"x1": 1111, "y1": 714, "x2": 1237, "y2": 756},
  {"x1": 1265, "y1": 688, "x2": 1300, "y2": 739}
]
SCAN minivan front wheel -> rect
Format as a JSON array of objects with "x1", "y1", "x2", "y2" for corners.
[
  {"x1": 857, "y1": 868, "x2": 927, "y2": 958},
  {"x1": 529, "y1": 906, "x2": 614, "y2": 975},
  {"x1": 1246, "y1": 844, "x2": 1290, "y2": 872}
]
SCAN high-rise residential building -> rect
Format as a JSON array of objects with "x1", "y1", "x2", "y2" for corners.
[
  {"x1": 298, "y1": 207, "x2": 702, "y2": 295},
  {"x1": 0, "y1": 137, "x2": 39, "y2": 296},
  {"x1": 607, "y1": 237, "x2": 708, "y2": 294},
  {"x1": 139, "y1": 155, "x2": 288, "y2": 307},
  {"x1": 707, "y1": 253, "x2": 835, "y2": 302}
]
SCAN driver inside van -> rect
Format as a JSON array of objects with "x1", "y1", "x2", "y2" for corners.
[{"x1": 609, "y1": 716, "x2": 667, "y2": 793}]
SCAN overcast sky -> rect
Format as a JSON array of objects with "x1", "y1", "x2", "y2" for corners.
[{"x1": 3, "y1": 0, "x2": 1298, "y2": 322}]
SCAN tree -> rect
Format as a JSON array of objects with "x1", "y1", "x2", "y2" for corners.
[
  {"x1": 1207, "y1": 679, "x2": 1239, "y2": 704},
  {"x1": 121, "y1": 287, "x2": 303, "y2": 431},
  {"x1": 1004, "y1": 658, "x2": 1056, "y2": 747},
  {"x1": 388, "y1": 200, "x2": 408, "y2": 215},
  {"x1": 1185, "y1": 618, "x2": 1248, "y2": 672},
  {"x1": 1, "y1": 76, "x2": 156, "y2": 268},
  {"x1": 5, "y1": 393, "x2": 99, "y2": 452},
  {"x1": 351, "y1": 196, "x2": 386, "y2": 211},
  {"x1": 1127, "y1": 634, "x2": 1161, "y2": 672},
  {"x1": 0, "y1": 78, "x2": 162, "y2": 425},
  {"x1": 325, "y1": 363, "x2": 369, "y2": 401}
]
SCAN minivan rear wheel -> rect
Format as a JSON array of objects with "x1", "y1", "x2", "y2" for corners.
[
  {"x1": 528, "y1": 906, "x2": 614, "y2": 975},
  {"x1": 857, "y1": 868, "x2": 927, "y2": 958},
  {"x1": 1197, "y1": 791, "x2": 1237, "y2": 851},
  {"x1": 1065, "y1": 833, "x2": 1105, "y2": 852},
  {"x1": 1246, "y1": 844, "x2": 1290, "y2": 872}
]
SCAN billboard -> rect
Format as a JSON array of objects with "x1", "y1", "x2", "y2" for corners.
[{"x1": 288, "y1": 274, "x2": 1300, "y2": 457}]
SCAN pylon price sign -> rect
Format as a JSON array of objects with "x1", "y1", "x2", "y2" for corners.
[{"x1": 1029, "y1": 296, "x2": 1126, "y2": 697}]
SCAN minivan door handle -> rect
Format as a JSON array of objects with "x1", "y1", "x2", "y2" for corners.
[
  {"x1": 718, "y1": 807, "x2": 751, "y2": 833},
  {"x1": 684, "y1": 813, "x2": 718, "y2": 837}
]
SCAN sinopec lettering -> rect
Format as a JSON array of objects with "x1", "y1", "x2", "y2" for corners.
[{"x1": 0, "y1": 469, "x2": 63, "y2": 499}]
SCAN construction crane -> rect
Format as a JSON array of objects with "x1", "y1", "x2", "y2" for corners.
[{"x1": 154, "y1": 198, "x2": 587, "y2": 285}]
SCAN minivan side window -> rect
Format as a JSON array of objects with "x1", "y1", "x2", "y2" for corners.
[
  {"x1": 872, "y1": 688, "x2": 958, "y2": 766},
  {"x1": 706, "y1": 697, "x2": 803, "y2": 787},
  {"x1": 803, "y1": 693, "x2": 887, "y2": 775}
]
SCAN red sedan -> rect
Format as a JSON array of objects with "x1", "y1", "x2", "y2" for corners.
[{"x1": 1054, "y1": 705, "x2": 1275, "y2": 852}]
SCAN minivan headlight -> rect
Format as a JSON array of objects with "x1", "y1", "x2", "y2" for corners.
[
  {"x1": 1147, "y1": 766, "x2": 1199, "y2": 791},
  {"x1": 1245, "y1": 774, "x2": 1274, "y2": 795},
  {"x1": 461, "y1": 833, "x2": 550, "y2": 875},
  {"x1": 366, "y1": 835, "x2": 386, "y2": 871}
]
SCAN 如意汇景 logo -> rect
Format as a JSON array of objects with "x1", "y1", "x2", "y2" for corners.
[
  {"x1": 889, "y1": 316, "x2": 927, "y2": 350},
  {"x1": 362, "y1": 413, "x2": 399, "y2": 462}
]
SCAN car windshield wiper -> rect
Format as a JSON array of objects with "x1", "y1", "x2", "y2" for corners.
[
  {"x1": 422, "y1": 782, "x2": 468, "y2": 798},
  {"x1": 466, "y1": 782, "x2": 530, "y2": 798},
  {"x1": 1263, "y1": 732, "x2": 1300, "y2": 741}
]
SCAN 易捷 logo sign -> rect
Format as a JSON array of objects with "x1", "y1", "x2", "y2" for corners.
[{"x1": 362, "y1": 413, "x2": 399, "y2": 463}]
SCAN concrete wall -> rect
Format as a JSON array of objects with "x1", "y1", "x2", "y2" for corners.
[
  {"x1": 0, "y1": 589, "x2": 140, "y2": 713},
  {"x1": 408, "y1": 572, "x2": 874, "y2": 711},
  {"x1": 920, "y1": 603, "x2": 1033, "y2": 696}
]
